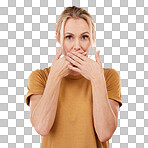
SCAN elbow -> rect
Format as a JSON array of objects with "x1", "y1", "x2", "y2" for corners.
[
  {"x1": 30, "y1": 117, "x2": 50, "y2": 136},
  {"x1": 35, "y1": 126, "x2": 49, "y2": 136},
  {"x1": 102, "y1": 131, "x2": 116, "y2": 142},
  {"x1": 100, "y1": 122, "x2": 117, "y2": 142},
  {"x1": 97, "y1": 131, "x2": 112, "y2": 143},
  {"x1": 99, "y1": 134, "x2": 112, "y2": 143},
  {"x1": 96, "y1": 127, "x2": 116, "y2": 143}
]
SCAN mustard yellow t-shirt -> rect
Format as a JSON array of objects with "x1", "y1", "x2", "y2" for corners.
[{"x1": 25, "y1": 66, "x2": 122, "y2": 148}]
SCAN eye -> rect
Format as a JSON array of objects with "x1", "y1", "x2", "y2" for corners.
[
  {"x1": 65, "y1": 35, "x2": 89, "y2": 40},
  {"x1": 65, "y1": 35, "x2": 72, "y2": 40},
  {"x1": 82, "y1": 35, "x2": 88, "y2": 40}
]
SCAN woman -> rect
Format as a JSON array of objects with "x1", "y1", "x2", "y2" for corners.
[{"x1": 26, "y1": 6, "x2": 122, "y2": 148}]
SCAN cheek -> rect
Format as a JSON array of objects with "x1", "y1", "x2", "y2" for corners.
[
  {"x1": 62, "y1": 46, "x2": 69, "y2": 56},
  {"x1": 86, "y1": 43, "x2": 90, "y2": 49},
  {"x1": 83, "y1": 42, "x2": 90, "y2": 51},
  {"x1": 63, "y1": 42, "x2": 72, "y2": 53}
]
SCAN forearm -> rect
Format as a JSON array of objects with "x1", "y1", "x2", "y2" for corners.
[
  {"x1": 91, "y1": 75, "x2": 116, "y2": 142},
  {"x1": 31, "y1": 72, "x2": 62, "y2": 136}
]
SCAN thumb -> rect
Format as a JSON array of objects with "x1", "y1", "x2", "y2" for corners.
[
  {"x1": 54, "y1": 47, "x2": 62, "y2": 62},
  {"x1": 95, "y1": 50, "x2": 100, "y2": 63}
]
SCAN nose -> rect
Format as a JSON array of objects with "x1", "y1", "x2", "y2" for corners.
[
  {"x1": 74, "y1": 47, "x2": 80, "y2": 51},
  {"x1": 73, "y1": 39, "x2": 83, "y2": 52}
]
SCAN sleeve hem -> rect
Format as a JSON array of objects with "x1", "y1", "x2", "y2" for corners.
[
  {"x1": 25, "y1": 90, "x2": 44, "y2": 107},
  {"x1": 108, "y1": 97, "x2": 122, "y2": 108}
]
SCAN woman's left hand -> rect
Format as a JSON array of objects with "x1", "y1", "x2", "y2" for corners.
[{"x1": 65, "y1": 50, "x2": 104, "y2": 81}]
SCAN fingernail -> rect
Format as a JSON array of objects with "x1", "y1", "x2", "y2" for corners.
[{"x1": 67, "y1": 53, "x2": 71, "y2": 56}]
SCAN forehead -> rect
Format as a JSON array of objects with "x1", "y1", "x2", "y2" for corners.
[{"x1": 64, "y1": 18, "x2": 89, "y2": 33}]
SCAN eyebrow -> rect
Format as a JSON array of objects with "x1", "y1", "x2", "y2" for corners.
[{"x1": 65, "y1": 32, "x2": 89, "y2": 35}]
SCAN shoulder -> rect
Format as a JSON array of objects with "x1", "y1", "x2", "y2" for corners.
[
  {"x1": 30, "y1": 66, "x2": 51, "y2": 76},
  {"x1": 103, "y1": 68, "x2": 120, "y2": 80},
  {"x1": 28, "y1": 66, "x2": 51, "y2": 84}
]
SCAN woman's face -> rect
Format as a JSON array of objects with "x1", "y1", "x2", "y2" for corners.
[{"x1": 62, "y1": 18, "x2": 91, "y2": 56}]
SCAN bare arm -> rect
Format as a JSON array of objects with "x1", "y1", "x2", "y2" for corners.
[
  {"x1": 91, "y1": 75, "x2": 116, "y2": 142},
  {"x1": 30, "y1": 72, "x2": 62, "y2": 136}
]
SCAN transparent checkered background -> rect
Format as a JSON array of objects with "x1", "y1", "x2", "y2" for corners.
[{"x1": 0, "y1": 0, "x2": 148, "y2": 148}]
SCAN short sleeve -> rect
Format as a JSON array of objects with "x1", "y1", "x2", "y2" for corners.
[
  {"x1": 106, "y1": 69, "x2": 122, "y2": 108},
  {"x1": 25, "y1": 70, "x2": 45, "y2": 107}
]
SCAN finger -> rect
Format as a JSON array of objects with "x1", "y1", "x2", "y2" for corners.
[
  {"x1": 74, "y1": 49, "x2": 84, "y2": 53},
  {"x1": 71, "y1": 51, "x2": 87, "y2": 61},
  {"x1": 82, "y1": 52, "x2": 88, "y2": 57},
  {"x1": 68, "y1": 64, "x2": 81, "y2": 73},
  {"x1": 70, "y1": 50, "x2": 85, "y2": 56},
  {"x1": 66, "y1": 55, "x2": 82, "y2": 67},
  {"x1": 95, "y1": 50, "x2": 102, "y2": 64},
  {"x1": 95, "y1": 51, "x2": 99, "y2": 63},
  {"x1": 54, "y1": 47, "x2": 62, "y2": 62},
  {"x1": 74, "y1": 50, "x2": 87, "y2": 56},
  {"x1": 74, "y1": 48, "x2": 80, "y2": 52},
  {"x1": 78, "y1": 51, "x2": 85, "y2": 54},
  {"x1": 82, "y1": 52, "x2": 87, "y2": 55}
]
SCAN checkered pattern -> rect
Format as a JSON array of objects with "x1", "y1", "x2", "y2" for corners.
[{"x1": 0, "y1": 0, "x2": 148, "y2": 148}]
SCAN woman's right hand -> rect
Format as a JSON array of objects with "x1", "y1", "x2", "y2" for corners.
[
  {"x1": 50, "y1": 47, "x2": 87, "y2": 80},
  {"x1": 50, "y1": 47, "x2": 69, "y2": 80}
]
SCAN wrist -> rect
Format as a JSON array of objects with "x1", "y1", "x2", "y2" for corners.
[
  {"x1": 91, "y1": 74, "x2": 105, "y2": 86},
  {"x1": 49, "y1": 71, "x2": 62, "y2": 83}
]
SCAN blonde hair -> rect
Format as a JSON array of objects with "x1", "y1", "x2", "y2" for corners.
[{"x1": 55, "y1": 6, "x2": 96, "y2": 57}]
